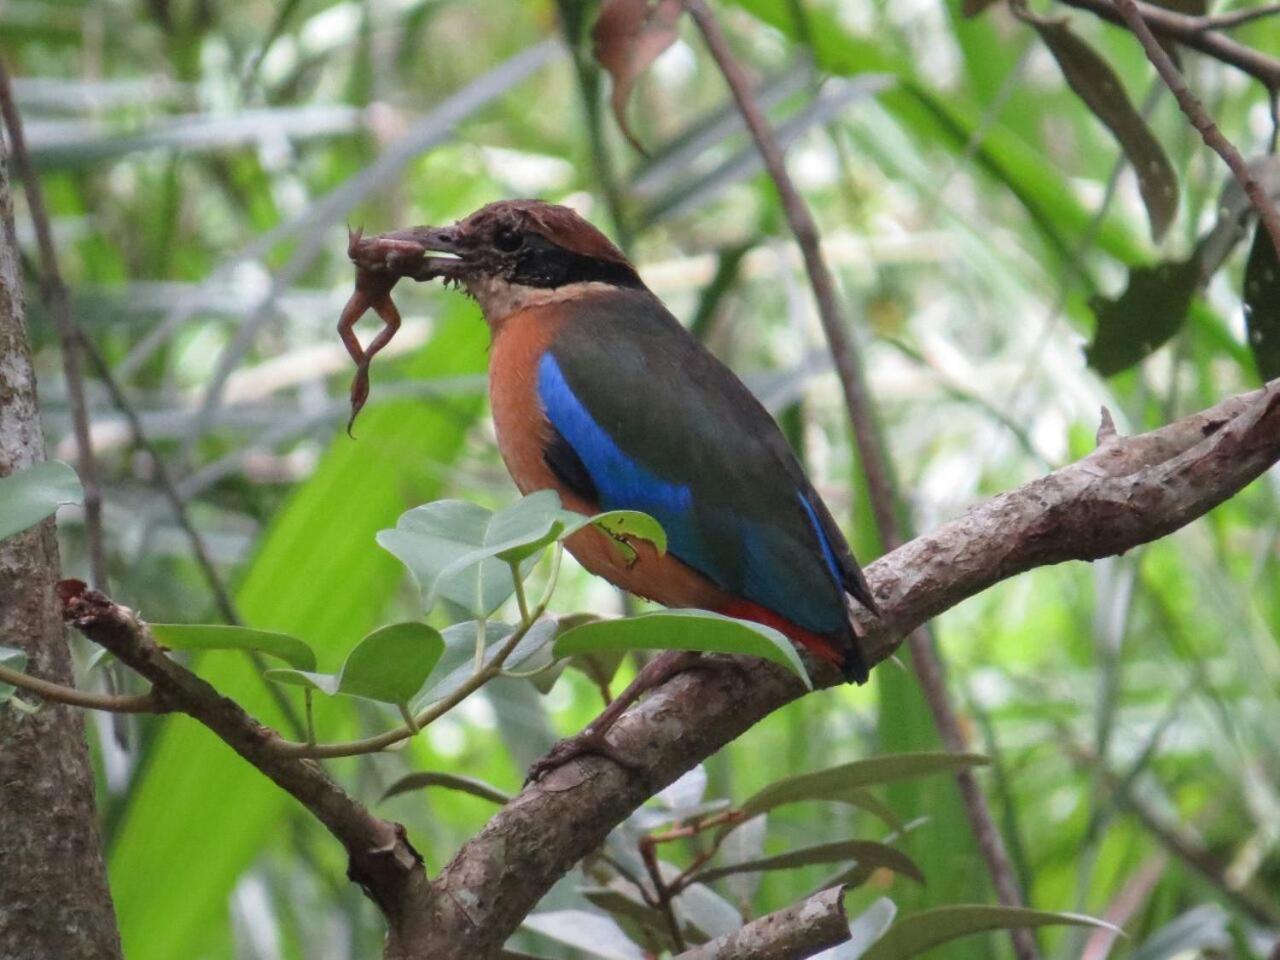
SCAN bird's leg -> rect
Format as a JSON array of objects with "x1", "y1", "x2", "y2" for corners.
[{"x1": 527, "y1": 649, "x2": 714, "y2": 783}]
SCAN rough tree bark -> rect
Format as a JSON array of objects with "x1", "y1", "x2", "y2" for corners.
[{"x1": 0, "y1": 132, "x2": 123, "y2": 959}]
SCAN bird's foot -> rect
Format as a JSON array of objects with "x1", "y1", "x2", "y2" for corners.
[{"x1": 526, "y1": 726, "x2": 642, "y2": 784}]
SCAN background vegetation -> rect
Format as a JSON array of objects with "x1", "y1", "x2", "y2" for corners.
[{"x1": 2, "y1": 0, "x2": 1278, "y2": 957}]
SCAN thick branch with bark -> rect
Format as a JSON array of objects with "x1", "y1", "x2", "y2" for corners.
[
  {"x1": 0, "y1": 130, "x2": 123, "y2": 960},
  {"x1": 52, "y1": 381, "x2": 1280, "y2": 959},
  {"x1": 420, "y1": 381, "x2": 1279, "y2": 957},
  {"x1": 56, "y1": 585, "x2": 430, "y2": 959}
]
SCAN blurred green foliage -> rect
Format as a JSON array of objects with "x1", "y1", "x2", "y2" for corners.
[{"x1": 3, "y1": 0, "x2": 1278, "y2": 957}]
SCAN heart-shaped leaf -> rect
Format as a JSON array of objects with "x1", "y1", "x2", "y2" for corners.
[
  {"x1": 554, "y1": 609, "x2": 811, "y2": 687},
  {"x1": 0, "y1": 461, "x2": 83, "y2": 542},
  {"x1": 268, "y1": 623, "x2": 444, "y2": 706},
  {"x1": 149, "y1": 623, "x2": 317, "y2": 671},
  {"x1": 335, "y1": 622, "x2": 445, "y2": 704},
  {"x1": 378, "y1": 496, "x2": 568, "y2": 617}
]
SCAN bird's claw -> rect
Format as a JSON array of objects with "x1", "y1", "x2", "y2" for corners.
[{"x1": 525, "y1": 728, "x2": 643, "y2": 785}]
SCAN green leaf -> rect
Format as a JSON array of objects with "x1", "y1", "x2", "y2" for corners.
[
  {"x1": 335, "y1": 622, "x2": 444, "y2": 705},
  {"x1": 591, "y1": 509, "x2": 668, "y2": 559},
  {"x1": 377, "y1": 492, "x2": 569, "y2": 616},
  {"x1": 415, "y1": 618, "x2": 558, "y2": 708},
  {"x1": 1084, "y1": 255, "x2": 1201, "y2": 376},
  {"x1": 381, "y1": 770, "x2": 511, "y2": 805},
  {"x1": 0, "y1": 645, "x2": 29, "y2": 704},
  {"x1": 739, "y1": 751, "x2": 989, "y2": 816},
  {"x1": 860, "y1": 906, "x2": 1117, "y2": 960},
  {"x1": 0, "y1": 461, "x2": 83, "y2": 542},
  {"x1": 149, "y1": 624, "x2": 317, "y2": 672},
  {"x1": 695, "y1": 838, "x2": 924, "y2": 886},
  {"x1": 1244, "y1": 223, "x2": 1280, "y2": 382},
  {"x1": 262, "y1": 668, "x2": 339, "y2": 695},
  {"x1": 554, "y1": 609, "x2": 812, "y2": 687},
  {"x1": 1026, "y1": 15, "x2": 1178, "y2": 241},
  {"x1": 107, "y1": 299, "x2": 489, "y2": 960}
]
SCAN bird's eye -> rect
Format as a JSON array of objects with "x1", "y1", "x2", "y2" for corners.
[{"x1": 493, "y1": 228, "x2": 523, "y2": 253}]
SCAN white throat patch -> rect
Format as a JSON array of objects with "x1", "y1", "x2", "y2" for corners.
[{"x1": 465, "y1": 276, "x2": 619, "y2": 326}]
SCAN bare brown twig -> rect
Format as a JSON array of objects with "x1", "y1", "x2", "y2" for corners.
[
  {"x1": 680, "y1": 3, "x2": 1040, "y2": 956},
  {"x1": 671, "y1": 886, "x2": 849, "y2": 960},
  {"x1": 1056, "y1": 0, "x2": 1280, "y2": 88},
  {"x1": 1113, "y1": 0, "x2": 1280, "y2": 259},
  {"x1": 0, "y1": 62, "x2": 108, "y2": 592}
]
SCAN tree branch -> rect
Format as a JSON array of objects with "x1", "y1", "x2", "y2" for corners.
[
  {"x1": 0, "y1": 61, "x2": 109, "y2": 591},
  {"x1": 671, "y1": 886, "x2": 849, "y2": 960},
  {"x1": 1112, "y1": 0, "x2": 1280, "y2": 259},
  {"x1": 420, "y1": 381, "x2": 1280, "y2": 957},
  {"x1": 1056, "y1": 0, "x2": 1280, "y2": 89},
  {"x1": 57, "y1": 583, "x2": 431, "y2": 944},
  {"x1": 681, "y1": 3, "x2": 1038, "y2": 955}
]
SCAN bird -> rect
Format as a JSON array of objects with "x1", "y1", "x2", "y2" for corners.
[{"x1": 358, "y1": 199, "x2": 879, "y2": 775}]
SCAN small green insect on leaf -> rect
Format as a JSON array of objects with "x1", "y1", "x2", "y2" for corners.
[
  {"x1": 554, "y1": 609, "x2": 811, "y2": 687},
  {"x1": 0, "y1": 461, "x2": 84, "y2": 543},
  {"x1": 149, "y1": 624, "x2": 317, "y2": 672},
  {"x1": 1244, "y1": 223, "x2": 1280, "y2": 383}
]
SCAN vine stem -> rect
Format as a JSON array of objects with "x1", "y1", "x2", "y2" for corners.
[{"x1": 0, "y1": 663, "x2": 158, "y2": 714}]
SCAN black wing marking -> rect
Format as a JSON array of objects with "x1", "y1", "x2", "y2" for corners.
[{"x1": 543, "y1": 422, "x2": 599, "y2": 503}]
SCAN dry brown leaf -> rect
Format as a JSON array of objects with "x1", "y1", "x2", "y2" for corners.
[{"x1": 591, "y1": 0, "x2": 683, "y2": 155}]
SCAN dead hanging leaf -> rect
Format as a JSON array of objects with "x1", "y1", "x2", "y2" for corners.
[
  {"x1": 1084, "y1": 255, "x2": 1202, "y2": 376},
  {"x1": 1026, "y1": 16, "x2": 1178, "y2": 242},
  {"x1": 591, "y1": 0, "x2": 683, "y2": 155},
  {"x1": 963, "y1": 0, "x2": 1004, "y2": 16},
  {"x1": 1244, "y1": 223, "x2": 1280, "y2": 382}
]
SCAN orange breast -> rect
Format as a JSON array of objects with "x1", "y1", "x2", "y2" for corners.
[{"x1": 487, "y1": 304, "x2": 730, "y2": 610}]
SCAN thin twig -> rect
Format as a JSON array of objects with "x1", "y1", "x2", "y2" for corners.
[
  {"x1": 0, "y1": 62, "x2": 109, "y2": 592},
  {"x1": 671, "y1": 886, "x2": 849, "y2": 960},
  {"x1": 1055, "y1": 0, "x2": 1280, "y2": 88},
  {"x1": 682, "y1": 4, "x2": 1041, "y2": 957},
  {"x1": 0, "y1": 663, "x2": 158, "y2": 713},
  {"x1": 1193, "y1": 2, "x2": 1280, "y2": 32},
  {"x1": 1114, "y1": 0, "x2": 1280, "y2": 258},
  {"x1": 60, "y1": 582, "x2": 432, "y2": 923}
]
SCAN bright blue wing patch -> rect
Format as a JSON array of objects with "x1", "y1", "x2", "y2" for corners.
[
  {"x1": 798, "y1": 492, "x2": 842, "y2": 584},
  {"x1": 538, "y1": 352, "x2": 845, "y2": 635},
  {"x1": 538, "y1": 353, "x2": 711, "y2": 567}
]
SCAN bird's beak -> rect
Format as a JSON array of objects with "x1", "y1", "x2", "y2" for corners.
[{"x1": 351, "y1": 225, "x2": 473, "y2": 283}]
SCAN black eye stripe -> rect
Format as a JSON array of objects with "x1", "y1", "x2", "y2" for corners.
[
  {"x1": 494, "y1": 227, "x2": 523, "y2": 252},
  {"x1": 509, "y1": 239, "x2": 644, "y2": 290}
]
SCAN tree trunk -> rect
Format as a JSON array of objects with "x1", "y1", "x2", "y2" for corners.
[{"x1": 0, "y1": 132, "x2": 124, "y2": 960}]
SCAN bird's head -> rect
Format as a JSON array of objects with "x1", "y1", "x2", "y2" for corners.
[{"x1": 398, "y1": 199, "x2": 643, "y2": 325}]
